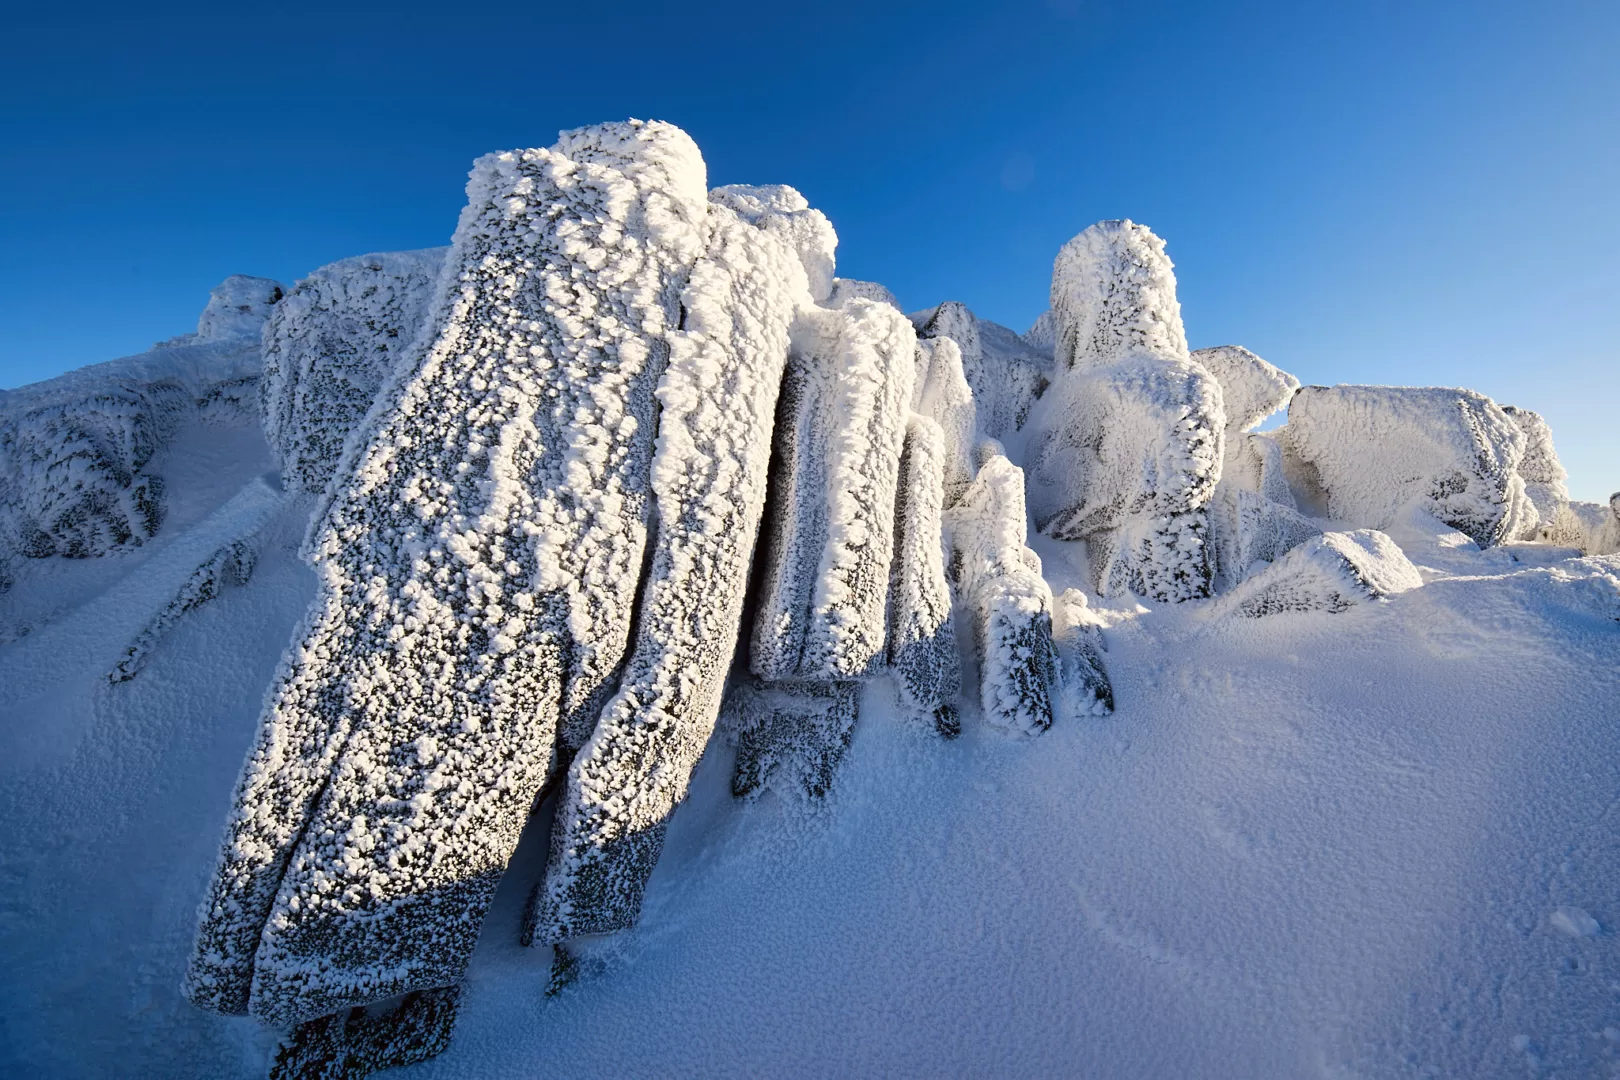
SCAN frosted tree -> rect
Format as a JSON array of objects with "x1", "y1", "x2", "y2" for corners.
[
  {"x1": 1212, "y1": 529, "x2": 1424, "y2": 618},
  {"x1": 944, "y1": 452, "x2": 1057, "y2": 734},
  {"x1": 1026, "y1": 221, "x2": 1224, "y2": 602},
  {"x1": 1278, "y1": 385, "x2": 1533, "y2": 549},
  {"x1": 914, "y1": 301, "x2": 1049, "y2": 439},
  {"x1": 528, "y1": 197, "x2": 808, "y2": 944},
  {"x1": 186, "y1": 120, "x2": 713, "y2": 1027},
  {"x1": 885, "y1": 415, "x2": 961, "y2": 734},
  {"x1": 260, "y1": 249, "x2": 447, "y2": 494}
]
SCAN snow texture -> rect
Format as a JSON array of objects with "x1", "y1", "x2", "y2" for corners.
[
  {"x1": 709, "y1": 185, "x2": 835, "y2": 304},
  {"x1": 1212, "y1": 529, "x2": 1423, "y2": 618},
  {"x1": 260, "y1": 249, "x2": 447, "y2": 495},
  {"x1": 1191, "y1": 345, "x2": 1300, "y2": 433},
  {"x1": 730, "y1": 678, "x2": 862, "y2": 799},
  {"x1": 1051, "y1": 587, "x2": 1113, "y2": 717},
  {"x1": 885, "y1": 415, "x2": 960, "y2": 728},
  {"x1": 110, "y1": 536, "x2": 257, "y2": 682},
  {"x1": 1279, "y1": 385, "x2": 1531, "y2": 549},
  {"x1": 186, "y1": 119, "x2": 712, "y2": 1026},
  {"x1": 528, "y1": 195, "x2": 806, "y2": 945},
  {"x1": 749, "y1": 299, "x2": 917, "y2": 683},
  {"x1": 944, "y1": 453, "x2": 1057, "y2": 734},
  {"x1": 914, "y1": 301, "x2": 1050, "y2": 439},
  {"x1": 1022, "y1": 309, "x2": 1055, "y2": 352},
  {"x1": 1048, "y1": 220, "x2": 1186, "y2": 374},
  {"x1": 270, "y1": 986, "x2": 460, "y2": 1080}
]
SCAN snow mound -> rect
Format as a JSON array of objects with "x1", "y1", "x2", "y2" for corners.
[
  {"x1": 1279, "y1": 385, "x2": 1532, "y2": 549},
  {"x1": 187, "y1": 119, "x2": 713, "y2": 1026},
  {"x1": 1191, "y1": 345, "x2": 1299, "y2": 432},
  {"x1": 1213, "y1": 529, "x2": 1423, "y2": 618},
  {"x1": 944, "y1": 452, "x2": 1057, "y2": 734},
  {"x1": 913, "y1": 301, "x2": 1050, "y2": 439},
  {"x1": 260, "y1": 248, "x2": 447, "y2": 494}
]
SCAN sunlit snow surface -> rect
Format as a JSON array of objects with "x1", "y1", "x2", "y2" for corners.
[{"x1": 2, "y1": 418, "x2": 1617, "y2": 1076}]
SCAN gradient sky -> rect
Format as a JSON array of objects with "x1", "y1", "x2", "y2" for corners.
[{"x1": 3, "y1": 0, "x2": 1616, "y2": 498}]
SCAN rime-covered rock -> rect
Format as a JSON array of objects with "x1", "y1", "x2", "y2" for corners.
[
  {"x1": 1048, "y1": 219, "x2": 1186, "y2": 373},
  {"x1": 1212, "y1": 529, "x2": 1423, "y2": 618},
  {"x1": 827, "y1": 277, "x2": 900, "y2": 310},
  {"x1": 944, "y1": 453, "x2": 1057, "y2": 734},
  {"x1": 1564, "y1": 496, "x2": 1620, "y2": 556},
  {"x1": 913, "y1": 301, "x2": 1049, "y2": 439},
  {"x1": 711, "y1": 185, "x2": 836, "y2": 304},
  {"x1": 0, "y1": 280, "x2": 281, "y2": 564},
  {"x1": 1278, "y1": 385, "x2": 1532, "y2": 549},
  {"x1": 1192, "y1": 345, "x2": 1299, "y2": 433},
  {"x1": 886, "y1": 415, "x2": 960, "y2": 729},
  {"x1": 529, "y1": 197, "x2": 807, "y2": 944},
  {"x1": 109, "y1": 537, "x2": 257, "y2": 682},
  {"x1": 1052, "y1": 588, "x2": 1113, "y2": 718},
  {"x1": 1208, "y1": 429, "x2": 1322, "y2": 589},
  {"x1": 913, "y1": 336, "x2": 977, "y2": 505},
  {"x1": 730, "y1": 678, "x2": 862, "y2": 799},
  {"x1": 750, "y1": 299, "x2": 917, "y2": 683},
  {"x1": 1022, "y1": 309, "x2": 1056, "y2": 352},
  {"x1": 1500, "y1": 406, "x2": 1571, "y2": 541},
  {"x1": 270, "y1": 986, "x2": 460, "y2": 1080},
  {"x1": 187, "y1": 120, "x2": 712, "y2": 1026},
  {"x1": 260, "y1": 249, "x2": 447, "y2": 494}
]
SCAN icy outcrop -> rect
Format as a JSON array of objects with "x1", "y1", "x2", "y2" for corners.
[
  {"x1": 1022, "y1": 309, "x2": 1055, "y2": 352},
  {"x1": 1, "y1": 279, "x2": 281, "y2": 565},
  {"x1": 1052, "y1": 588, "x2": 1113, "y2": 718},
  {"x1": 260, "y1": 249, "x2": 447, "y2": 494},
  {"x1": 750, "y1": 300, "x2": 917, "y2": 683},
  {"x1": 1192, "y1": 345, "x2": 1299, "y2": 433},
  {"x1": 529, "y1": 198, "x2": 807, "y2": 944},
  {"x1": 886, "y1": 416, "x2": 960, "y2": 731},
  {"x1": 187, "y1": 120, "x2": 712, "y2": 1026},
  {"x1": 1026, "y1": 221, "x2": 1223, "y2": 602},
  {"x1": 1279, "y1": 385, "x2": 1531, "y2": 549},
  {"x1": 109, "y1": 537, "x2": 257, "y2": 682},
  {"x1": 730, "y1": 679, "x2": 862, "y2": 798},
  {"x1": 269, "y1": 986, "x2": 460, "y2": 1080},
  {"x1": 944, "y1": 453, "x2": 1057, "y2": 734},
  {"x1": 710, "y1": 185, "x2": 835, "y2": 304},
  {"x1": 827, "y1": 278, "x2": 900, "y2": 311},
  {"x1": 913, "y1": 301, "x2": 1050, "y2": 439},
  {"x1": 913, "y1": 336, "x2": 977, "y2": 504},
  {"x1": 1212, "y1": 529, "x2": 1423, "y2": 617},
  {"x1": 1500, "y1": 406, "x2": 1571, "y2": 540}
]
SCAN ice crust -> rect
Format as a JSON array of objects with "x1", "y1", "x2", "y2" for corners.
[
  {"x1": 260, "y1": 249, "x2": 447, "y2": 495},
  {"x1": 1279, "y1": 385, "x2": 1531, "y2": 549}
]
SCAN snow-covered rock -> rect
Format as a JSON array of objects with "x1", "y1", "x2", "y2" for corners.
[
  {"x1": 259, "y1": 248, "x2": 447, "y2": 495},
  {"x1": 1022, "y1": 309, "x2": 1055, "y2": 352},
  {"x1": 710, "y1": 185, "x2": 836, "y2": 304},
  {"x1": 1048, "y1": 219, "x2": 1186, "y2": 374},
  {"x1": 109, "y1": 537, "x2": 257, "y2": 683},
  {"x1": 1278, "y1": 385, "x2": 1532, "y2": 549},
  {"x1": 1208, "y1": 429, "x2": 1322, "y2": 589},
  {"x1": 886, "y1": 415, "x2": 960, "y2": 730},
  {"x1": 184, "y1": 274, "x2": 287, "y2": 346},
  {"x1": 529, "y1": 197, "x2": 807, "y2": 944},
  {"x1": 913, "y1": 301, "x2": 1050, "y2": 439},
  {"x1": 1212, "y1": 529, "x2": 1423, "y2": 618},
  {"x1": 187, "y1": 119, "x2": 713, "y2": 1026},
  {"x1": 1499, "y1": 406, "x2": 1572, "y2": 542},
  {"x1": 750, "y1": 300, "x2": 917, "y2": 683},
  {"x1": 827, "y1": 277, "x2": 900, "y2": 311},
  {"x1": 944, "y1": 453, "x2": 1057, "y2": 734},
  {"x1": 1192, "y1": 345, "x2": 1299, "y2": 433},
  {"x1": 1051, "y1": 588, "x2": 1113, "y2": 718},
  {"x1": 730, "y1": 678, "x2": 862, "y2": 798},
  {"x1": 913, "y1": 336, "x2": 977, "y2": 505}
]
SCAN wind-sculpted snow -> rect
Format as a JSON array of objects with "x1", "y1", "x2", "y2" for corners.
[
  {"x1": 886, "y1": 415, "x2": 960, "y2": 732},
  {"x1": 1280, "y1": 385, "x2": 1532, "y2": 549},
  {"x1": 109, "y1": 537, "x2": 257, "y2": 682},
  {"x1": 944, "y1": 453, "x2": 1057, "y2": 734},
  {"x1": 914, "y1": 301, "x2": 1049, "y2": 439},
  {"x1": 1049, "y1": 219, "x2": 1186, "y2": 373},
  {"x1": 710, "y1": 185, "x2": 835, "y2": 304},
  {"x1": 750, "y1": 299, "x2": 917, "y2": 683},
  {"x1": 1212, "y1": 529, "x2": 1423, "y2": 618},
  {"x1": 186, "y1": 119, "x2": 711, "y2": 1026},
  {"x1": 1051, "y1": 588, "x2": 1113, "y2": 718},
  {"x1": 528, "y1": 199, "x2": 806, "y2": 945},
  {"x1": 260, "y1": 249, "x2": 447, "y2": 494},
  {"x1": 1192, "y1": 345, "x2": 1299, "y2": 433}
]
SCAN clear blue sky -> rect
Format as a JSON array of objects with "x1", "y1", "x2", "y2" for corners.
[{"x1": 2, "y1": 0, "x2": 1616, "y2": 498}]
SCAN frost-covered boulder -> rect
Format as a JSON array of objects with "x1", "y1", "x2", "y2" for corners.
[
  {"x1": 260, "y1": 249, "x2": 447, "y2": 494},
  {"x1": 885, "y1": 415, "x2": 960, "y2": 732},
  {"x1": 1, "y1": 277, "x2": 283, "y2": 565},
  {"x1": 1278, "y1": 385, "x2": 1532, "y2": 549},
  {"x1": 1192, "y1": 345, "x2": 1299, "y2": 433},
  {"x1": 1022, "y1": 309, "x2": 1055, "y2": 352},
  {"x1": 944, "y1": 453, "x2": 1057, "y2": 734},
  {"x1": 913, "y1": 301, "x2": 1050, "y2": 439},
  {"x1": 1499, "y1": 406, "x2": 1571, "y2": 541},
  {"x1": 749, "y1": 299, "x2": 917, "y2": 683},
  {"x1": 1207, "y1": 427, "x2": 1323, "y2": 589},
  {"x1": 1048, "y1": 220, "x2": 1186, "y2": 373},
  {"x1": 1052, "y1": 588, "x2": 1113, "y2": 718},
  {"x1": 187, "y1": 119, "x2": 716, "y2": 1026},
  {"x1": 730, "y1": 679, "x2": 861, "y2": 799},
  {"x1": 827, "y1": 277, "x2": 900, "y2": 310},
  {"x1": 710, "y1": 185, "x2": 836, "y2": 304},
  {"x1": 530, "y1": 196, "x2": 808, "y2": 944},
  {"x1": 109, "y1": 537, "x2": 256, "y2": 683},
  {"x1": 913, "y1": 336, "x2": 977, "y2": 505},
  {"x1": 1212, "y1": 529, "x2": 1423, "y2": 618},
  {"x1": 1564, "y1": 496, "x2": 1620, "y2": 555}
]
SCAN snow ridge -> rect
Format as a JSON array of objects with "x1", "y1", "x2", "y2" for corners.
[{"x1": 186, "y1": 120, "x2": 710, "y2": 1025}]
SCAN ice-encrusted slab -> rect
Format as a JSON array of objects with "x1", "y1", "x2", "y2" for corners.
[{"x1": 1192, "y1": 345, "x2": 1300, "y2": 433}]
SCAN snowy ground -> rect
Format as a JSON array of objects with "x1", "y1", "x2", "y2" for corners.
[{"x1": 3, "y1": 434, "x2": 1618, "y2": 1078}]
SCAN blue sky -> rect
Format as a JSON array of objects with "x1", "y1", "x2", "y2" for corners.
[{"x1": 2, "y1": 0, "x2": 1616, "y2": 498}]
